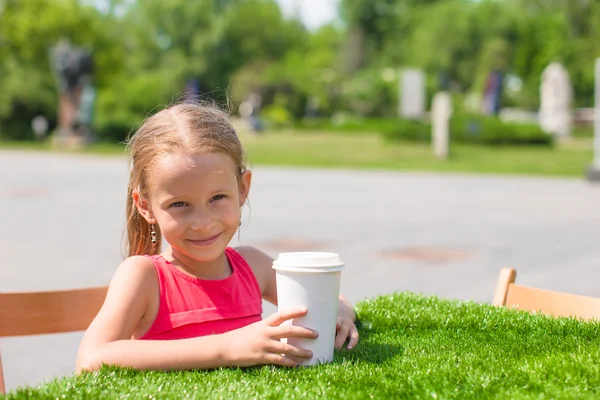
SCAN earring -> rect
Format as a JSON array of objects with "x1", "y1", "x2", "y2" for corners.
[
  {"x1": 150, "y1": 223, "x2": 157, "y2": 246},
  {"x1": 239, "y1": 207, "x2": 242, "y2": 227}
]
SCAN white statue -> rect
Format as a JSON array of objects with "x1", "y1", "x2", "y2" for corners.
[
  {"x1": 539, "y1": 62, "x2": 573, "y2": 137},
  {"x1": 431, "y1": 92, "x2": 453, "y2": 160},
  {"x1": 399, "y1": 69, "x2": 426, "y2": 119}
]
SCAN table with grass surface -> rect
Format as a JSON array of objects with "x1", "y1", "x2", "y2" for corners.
[{"x1": 6, "y1": 293, "x2": 600, "y2": 399}]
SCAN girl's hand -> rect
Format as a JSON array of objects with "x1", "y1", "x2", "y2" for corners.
[
  {"x1": 223, "y1": 308, "x2": 318, "y2": 367},
  {"x1": 335, "y1": 313, "x2": 359, "y2": 350}
]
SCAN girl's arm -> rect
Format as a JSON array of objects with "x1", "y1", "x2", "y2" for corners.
[
  {"x1": 236, "y1": 246, "x2": 360, "y2": 350},
  {"x1": 76, "y1": 256, "x2": 316, "y2": 372}
]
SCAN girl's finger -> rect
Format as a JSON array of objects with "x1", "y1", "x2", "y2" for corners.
[
  {"x1": 271, "y1": 324, "x2": 318, "y2": 340},
  {"x1": 265, "y1": 308, "x2": 308, "y2": 326},
  {"x1": 334, "y1": 321, "x2": 350, "y2": 349},
  {"x1": 270, "y1": 341, "x2": 313, "y2": 360},
  {"x1": 347, "y1": 326, "x2": 360, "y2": 350},
  {"x1": 263, "y1": 352, "x2": 298, "y2": 367}
]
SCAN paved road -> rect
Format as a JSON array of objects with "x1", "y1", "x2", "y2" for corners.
[{"x1": 1, "y1": 150, "x2": 600, "y2": 391}]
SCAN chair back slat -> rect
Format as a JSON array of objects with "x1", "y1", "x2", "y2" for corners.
[
  {"x1": 492, "y1": 268, "x2": 516, "y2": 306},
  {"x1": 0, "y1": 287, "x2": 107, "y2": 337},
  {"x1": 0, "y1": 348, "x2": 5, "y2": 394},
  {"x1": 505, "y1": 284, "x2": 600, "y2": 321},
  {"x1": 0, "y1": 286, "x2": 107, "y2": 393}
]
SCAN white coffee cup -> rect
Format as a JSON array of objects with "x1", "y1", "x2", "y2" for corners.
[{"x1": 272, "y1": 252, "x2": 344, "y2": 365}]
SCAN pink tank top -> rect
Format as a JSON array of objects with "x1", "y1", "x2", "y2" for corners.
[{"x1": 139, "y1": 247, "x2": 263, "y2": 340}]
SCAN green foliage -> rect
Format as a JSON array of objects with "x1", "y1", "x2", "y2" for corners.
[
  {"x1": 381, "y1": 114, "x2": 553, "y2": 146},
  {"x1": 298, "y1": 115, "x2": 553, "y2": 147},
  {"x1": 2, "y1": 0, "x2": 600, "y2": 142},
  {"x1": 341, "y1": 0, "x2": 600, "y2": 109},
  {"x1": 449, "y1": 114, "x2": 553, "y2": 146},
  {"x1": 338, "y1": 68, "x2": 398, "y2": 116},
  {"x1": 218, "y1": 0, "x2": 306, "y2": 87},
  {"x1": 0, "y1": 0, "x2": 124, "y2": 140},
  {"x1": 296, "y1": 116, "x2": 427, "y2": 139},
  {"x1": 406, "y1": 0, "x2": 476, "y2": 88},
  {"x1": 0, "y1": 0, "x2": 306, "y2": 142},
  {"x1": 261, "y1": 104, "x2": 294, "y2": 129},
  {"x1": 7, "y1": 293, "x2": 600, "y2": 399},
  {"x1": 229, "y1": 24, "x2": 342, "y2": 119}
]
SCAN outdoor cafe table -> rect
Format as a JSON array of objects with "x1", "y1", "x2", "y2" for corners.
[{"x1": 6, "y1": 293, "x2": 600, "y2": 399}]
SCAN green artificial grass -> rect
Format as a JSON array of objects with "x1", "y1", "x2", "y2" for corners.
[{"x1": 5, "y1": 293, "x2": 600, "y2": 399}]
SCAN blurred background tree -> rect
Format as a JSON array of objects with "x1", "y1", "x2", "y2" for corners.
[
  {"x1": 1, "y1": 0, "x2": 599, "y2": 141},
  {"x1": 0, "y1": 0, "x2": 123, "y2": 139}
]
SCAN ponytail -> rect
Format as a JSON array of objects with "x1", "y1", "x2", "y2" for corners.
[{"x1": 125, "y1": 185, "x2": 162, "y2": 257}]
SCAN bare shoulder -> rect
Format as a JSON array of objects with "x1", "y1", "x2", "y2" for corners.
[
  {"x1": 104, "y1": 255, "x2": 158, "y2": 308},
  {"x1": 234, "y1": 246, "x2": 274, "y2": 268},
  {"x1": 233, "y1": 246, "x2": 275, "y2": 295},
  {"x1": 113, "y1": 255, "x2": 156, "y2": 280}
]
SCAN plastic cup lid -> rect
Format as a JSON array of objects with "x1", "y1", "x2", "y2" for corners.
[{"x1": 272, "y1": 252, "x2": 344, "y2": 270}]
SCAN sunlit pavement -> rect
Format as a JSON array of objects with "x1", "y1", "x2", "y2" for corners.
[{"x1": 2, "y1": 149, "x2": 600, "y2": 391}]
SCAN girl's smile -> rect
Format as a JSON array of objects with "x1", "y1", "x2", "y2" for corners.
[{"x1": 186, "y1": 232, "x2": 223, "y2": 247}]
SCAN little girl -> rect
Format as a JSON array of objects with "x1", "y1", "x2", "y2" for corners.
[{"x1": 76, "y1": 102, "x2": 358, "y2": 371}]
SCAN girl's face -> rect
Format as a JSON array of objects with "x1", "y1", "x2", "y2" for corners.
[{"x1": 139, "y1": 152, "x2": 250, "y2": 264}]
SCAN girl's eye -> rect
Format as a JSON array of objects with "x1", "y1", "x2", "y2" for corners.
[
  {"x1": 170, "y1": 201, "x2": 187, "y2": 208},
  {"x1": 211, "y1": 194, "x2": 226, "y2": 202}
]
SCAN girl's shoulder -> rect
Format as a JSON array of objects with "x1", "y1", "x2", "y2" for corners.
[
  {"x1": 231, "y1": 246, "x2": 274, "y2": 294},
  {"x1": 110, "y1": 255, "x2": 158, "y2": 291},
  {"x1": 231, "y1": 246, "x2": 274, "y2": 269},
  {"x1": 118, "y1": 254, "x2": 157, "y2": 272}
]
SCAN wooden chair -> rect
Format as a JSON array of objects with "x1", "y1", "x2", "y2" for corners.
[
  {"x1": 492, "y1": 268, "x2": 600, "y2": 320},
  {"x1": 0, "y1": 286, "x2": 108, "y2": 394}
]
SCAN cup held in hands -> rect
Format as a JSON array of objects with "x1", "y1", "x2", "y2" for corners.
[{"x1": 273, "y1": 252, "x2": 344, "y2": 365}]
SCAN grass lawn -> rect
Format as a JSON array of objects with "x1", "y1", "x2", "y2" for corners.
[
  {"x1": 0, "y1": 130, "x2": 594, "y2": 177},
  {"x1": 241, "y1": 131, "x2": 594, "y2": 177},
  {"x1": 6, "y1": 292, "x2": 600, "y2": 399}
]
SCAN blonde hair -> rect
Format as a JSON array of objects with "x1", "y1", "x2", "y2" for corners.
[{"x1": 124, "y1": 102, "x2": 246, "y2": 257}]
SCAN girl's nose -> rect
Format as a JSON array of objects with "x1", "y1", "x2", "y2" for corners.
[{"x1": 190, "y1": 211, "x2": 216, "y2": 232}]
